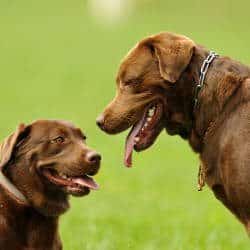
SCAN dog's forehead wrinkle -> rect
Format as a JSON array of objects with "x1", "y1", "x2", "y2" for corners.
[
  {"x1": 31, "y1": 119, "x2": 76, "y2": 130},
  {"x1": 73, "y1": 128, "x2": 86, "y2": 141},
  {"x1": 29, "y1": 120, "x2": 79, "y2": 139},
  {"x1": 119, "y1": 45, "x2": 153, "y2": 82},
  {"x1": 121, "y1": 63, "x2": 148, "y2": 83},
  {"x1": 53, "y1": 128, "x2": 70, "y2": 138}
]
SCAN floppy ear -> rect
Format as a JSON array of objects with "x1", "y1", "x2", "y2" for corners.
[
  {"x1": 146, "y1": 32, "x2": 195, "y2": 83},
  {"x1": 0, "y1": 124, "x2": 29, "y2": 171}
]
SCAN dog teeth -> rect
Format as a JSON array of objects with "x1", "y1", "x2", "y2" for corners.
[
  {"x1": 148, "y1": 110, "x2": 154, "y2": 117},
  {"x1": 134, "y1": 137, "x2": 139, "y2": 142},
  {"x1": 138, "y1": 105, "x2": 157, "y2": 135},
  {"x1": 59, "y1": 173, "x2": 67, "y2": 179},
  {"x1": 148, "y1": 106, "x2": 156, "y2": 117}
]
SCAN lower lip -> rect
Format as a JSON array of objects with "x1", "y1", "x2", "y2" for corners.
[{"x1": 66, "y1": 186, "x2": 90, "y2": 195}]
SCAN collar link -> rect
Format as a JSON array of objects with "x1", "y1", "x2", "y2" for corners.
[{"x1": 194, "y1": 51, "x2": 218, "y2": 108}]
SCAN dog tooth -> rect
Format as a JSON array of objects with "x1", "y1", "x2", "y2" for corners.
[
  {"x1": 134, "y1": 137, "x2": 140, "y2": 142},
  {"x1": 148, "y1": 110, "x2": 154, "y2": 117},
  {"x1": 147, "y1": 117, "x2": 152, "y2": 122}
]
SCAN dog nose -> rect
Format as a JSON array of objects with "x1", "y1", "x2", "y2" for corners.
[
  {"x1": 96, "y1": 114, "x2": 104, "y2": 129},
  {"x1": 86, "y1": 151, "x2": 101, "y2": 164}
]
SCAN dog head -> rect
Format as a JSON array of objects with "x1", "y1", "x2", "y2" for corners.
[
  {"x1": 97, "y1": 32, "x2": 196, "y2": 166},
  {"x1": 0, "y1": 120, "x2": 101, "y2": 216}
]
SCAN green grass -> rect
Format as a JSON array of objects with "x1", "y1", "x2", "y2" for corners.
[{"x1": 0, "y1": 0, "x2": 250, "y2": 249}]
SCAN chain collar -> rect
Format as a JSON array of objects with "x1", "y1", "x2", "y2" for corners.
[
  {"x1": 194, "y1": 51, "x2": 218, "y2": 108},
  {"x1": 193, "y1": 51, "x2": 218, "y2": 191}
]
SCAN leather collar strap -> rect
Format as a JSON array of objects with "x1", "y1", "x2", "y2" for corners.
[
  {"x1": 0, "y1": 171, "x2": 28, "y2": 205},
  {"x1": 194, "y1": 51, "x2": 218, "y2": 108}
]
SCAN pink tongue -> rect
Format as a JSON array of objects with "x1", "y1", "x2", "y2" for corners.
[
  {"x1": 124, "y1": 117, "x2": 145, "y2": 168},
  {"x1": 73, "y1": 176, "x2": 99, "y2": 190}
]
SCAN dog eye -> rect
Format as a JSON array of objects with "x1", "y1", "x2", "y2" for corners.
[
  {"x1": 124, "y1": 78, "x2": 142, "y2": 86},
  {"x1": 51, "y1": 136, "x2": 65, "y2": 144},
  {"x1": 124, "y1": 79, "x2": 136, "y2": 85}
]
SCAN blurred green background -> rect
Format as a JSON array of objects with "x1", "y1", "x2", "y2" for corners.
[{"x1": 0, "y1": 0, "x2": 249, "y2": 249}]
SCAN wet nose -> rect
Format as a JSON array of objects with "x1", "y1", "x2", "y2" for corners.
[
  {"x1": 96, "y1": 114, "x2": 104, "y2": 129},
  {"x1": 85, "y1": 151, "x2": 101, "y2": 165}
]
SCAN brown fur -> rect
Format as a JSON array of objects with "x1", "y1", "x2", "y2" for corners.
[
  {"x1": 97, "y1": 32, "x2": 250, "y2": 232},
  {"x1": 0, "y1": 120, "x2": 101, "y2": 249}
]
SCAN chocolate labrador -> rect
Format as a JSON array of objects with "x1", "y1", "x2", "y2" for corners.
[
  {"x1": 97, "y1": 32, "x2": 250, "y2": 232},
  {"x1": 0, "y1": 120, "x2": 101, "y2": 249}
]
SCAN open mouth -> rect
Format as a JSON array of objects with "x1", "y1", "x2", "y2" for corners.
[
  {"x1": 124, "y1": 101, "x2": 164, "y2": 167},
  {"x1": 42, "y1": 169, "x2": 99, "y2": 196}
]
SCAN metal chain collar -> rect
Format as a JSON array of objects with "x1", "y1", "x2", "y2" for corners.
[
  {"x1": 194, "y1": 51, "x2": 218, "y2": 191},
  {"x1": 194, "y1": 51, "x2": 218, "y2": 107}
]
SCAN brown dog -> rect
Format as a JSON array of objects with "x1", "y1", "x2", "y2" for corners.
[
  {"x1": 0, "y1": 120, "x2": 101, "y2": 249},
  {"x1": 97, "y1": 32, "x2": 250, "y2": 232}
]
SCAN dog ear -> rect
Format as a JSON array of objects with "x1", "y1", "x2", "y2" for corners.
[
  {"x1": 145, "y1": 32, "x2": 195, "y2": 83},
  {"x1": 0, "y1": 124, "x2": 30, "y2": 171}
]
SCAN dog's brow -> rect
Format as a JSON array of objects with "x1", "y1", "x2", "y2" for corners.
[
  {"x1": 57, "y1": 129, "x2": 68, "y2": 136},
  {"x1": 74, "y1": 128, "x2": 86, "y2": 140}
]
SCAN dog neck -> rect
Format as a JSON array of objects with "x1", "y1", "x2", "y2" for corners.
[
  {"x1": 183, "y1": 46, "x2": 214, "y2": 152},
  {"x1": 193, "y1": 51, "x2": 218, "y2": 107},
  {"x1": 0, "y1": 171, "x2": 29, "y2": 205},
  {"x1": 187, "y1": 46, "x2": 250, "y2": 152}
]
